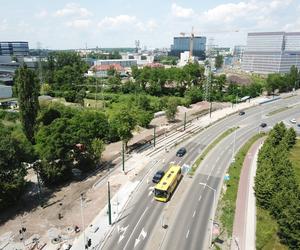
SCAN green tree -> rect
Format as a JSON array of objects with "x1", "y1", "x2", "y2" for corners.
[
  {"x1": 165, "y1": 97, "x2": 178, "y2": 122},
  {"x1": 91, "y1": 138, "x2": 105, "y2": 162},
  {"x1": 15, "y1": 65, "x2": 40, "y2": 144},
  {"x1": 0, "y1": 125, "x2": 27, "y2": 210},
  {"x1": 283, "y1": 128, "x2": 297, "y2": 149},
  {"x1": 110, "y1": 107, "x2": 136, "y2": 147},
  {"x1": 215, "y1": 55, "x2": 224, "y2": 69}
]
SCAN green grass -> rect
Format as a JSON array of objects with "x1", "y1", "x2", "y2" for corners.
[
  {"x1": 256, "y1": 207, "x2": 288, "y2": 250},
  {"x1": 189, "y1": 127, "x2": 239, "y2": 176},
  {"x1": 267, "y1": 106, "x2": 290, "y2": 116},
  {"x1": 83, "y1": 98, "x2": 105, "y2": 108},
  {"x1": 289, "y1": 139, "x2": 300, "y2": 185},
  {"x1": 220, "y1": 133, "x2": 265, "y2": 236}
]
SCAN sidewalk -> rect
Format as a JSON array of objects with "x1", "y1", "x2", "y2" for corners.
[{"x1": 231, "y1": 138, "x2": 265, "y2": 250}]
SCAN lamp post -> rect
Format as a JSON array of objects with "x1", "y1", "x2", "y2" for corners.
[
  {"x1": 80, "y1": 193, "x2": 86, "y2": 249},
  {"x1": 232, "y1": 129, "x2": 237, "y2": 162},
  {"x1": 199, "y1": 183, "x2": 216, "y2": 247},
  {"x1": 108, "y1": 181, "x2": 112, "y2": 225}
]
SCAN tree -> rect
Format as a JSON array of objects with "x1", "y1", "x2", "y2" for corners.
[
  {"x1": 91, "y1": 138, "x2": 105, "y2": 162},
  {"x1": 15, "y1": 65, "x2": 40, "y2": 144},
  {"x1": 215, "y1": 55, "x2": 224, "y2": 69},
  {"x1": 165, "y1": 97, "x2": 178, "y2": 122},
  {"x1": 110, "y1": 107, "x2": 136, "y2": 147},
  {"x1": 0, "y1": 125, "x2": 27, "y2": 210},
  {"x1": 283, "y1": 128, "x2": 297, "y2": 149}
]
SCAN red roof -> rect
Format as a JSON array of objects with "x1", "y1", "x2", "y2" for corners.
[
  {"x1": 91, "y1": 64, "x2": 124, "y2": 72},
  {"x1": 145, "y1": 63, "x2": 164, "y2": 68}
]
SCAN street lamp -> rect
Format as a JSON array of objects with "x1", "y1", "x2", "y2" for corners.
[
  {"x1": 199, "y1": 182, "x2": 216, "y2": 247},
  {"x1": 80, "y1": 193, "x2": 86, "y2": 249}
]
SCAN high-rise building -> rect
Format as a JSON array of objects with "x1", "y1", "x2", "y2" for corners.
[
  {"x1": 242, "y1": 32, "x2": 300, "y2": 74},
  {"x1": 169, "y1": 36, "x2": 206, "y2": 60},
  {"x1": 0, "y1": 41, "x2": 29, "y2": 57}
]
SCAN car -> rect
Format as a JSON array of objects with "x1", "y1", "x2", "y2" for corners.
[
  {"x1": 290, "y1": 118, "x2": 297, "y2": 124},
  {"x1": 239, "y1": 111, "x2": 245, "y2": 116},
  {"x1": 260, "y1": 122, "x2": 267, "y2": 128},
  {"x1": 152, "y1": 170, "x2": 165, "y2": 183},
  {"x1": 176, "y1": 147, "x2": 187, "y2": 157}
]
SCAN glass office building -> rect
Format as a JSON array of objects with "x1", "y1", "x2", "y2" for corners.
[
  {"x1": 242, "y1": 32, "x2": 300, "y2": 74},
  {"x1": 0, "y1": 41, "x2": 29, "y2": 56},
  {"x1": 169, "y1": 36, "x2": 206, "y2": 60}
]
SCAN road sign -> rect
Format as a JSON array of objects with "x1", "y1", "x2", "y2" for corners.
[
  {"x1": 224, "y1": 174, "x2": 230, "y2": 181},
  {"x1": 182, "y1": 164, "x2": 191, "y2": 174}
]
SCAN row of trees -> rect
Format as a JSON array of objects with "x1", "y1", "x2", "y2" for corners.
[{"x1": 255, "y1": 123, "x2": 300, "y2": 249}]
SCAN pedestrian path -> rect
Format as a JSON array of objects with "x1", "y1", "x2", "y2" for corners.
[{"x1": 231, "y1": 138, "x2": 264, "y2": 250}]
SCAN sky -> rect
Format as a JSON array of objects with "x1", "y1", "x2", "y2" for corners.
[{"x1": 0, "y1": 0, "x2": 300, "y2": 50}]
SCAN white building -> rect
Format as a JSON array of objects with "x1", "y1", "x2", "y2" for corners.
[{"x1": 242, "y1": 32, "x2": 300, "y2": 74}]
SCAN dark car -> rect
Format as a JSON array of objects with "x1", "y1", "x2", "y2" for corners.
[
  {"x1": 176, "y1": 147, "x2": 187, "y2": 157},
  {"x1": 239, "y1": 111, "x2": 245, "y2": 116},
  {"x1": 152, "y1": 170, "x2": 165, "y2": 183},
  {"x1": 260, "y1": 122, "x2": 267, "y2": 128}
]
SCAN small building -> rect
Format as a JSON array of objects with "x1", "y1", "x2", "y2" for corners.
[
  {"x1": 87, "y1": 64, "x2": 126, "y2": 78},
  {"x1": 0, "y1": 85, "x2": 12, "y2": 99}
]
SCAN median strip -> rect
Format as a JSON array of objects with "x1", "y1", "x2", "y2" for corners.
[
  {"x1": 189, "y1": 127, "x2": 239, "y2": 176},
  {"x1": 267, "y1": 106, "x2": 290, "y2": 116}
]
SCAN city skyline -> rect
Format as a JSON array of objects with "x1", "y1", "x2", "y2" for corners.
[{"x1": 0, "y1": 0, "x2": 300, "y2": 49}]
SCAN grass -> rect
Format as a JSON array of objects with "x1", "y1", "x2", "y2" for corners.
[
  {"x1": 83, "y1": 98, "x2": 105, "y2": 108},
  {"x1": 219, "y1": 133, "x2": 265, "y2": 236},
  {"x1": 189, "y1": 127, "x2": 239, "y2": 176},
  {"x1": 256, "y1": 207, "x2": 288, "y2": 250},
  {"x1": 289, "y1": 139, "x2": 300, "y2": 185},
  {"x1": 267, "y1": 106, "x2": 290, "y2": 116}
]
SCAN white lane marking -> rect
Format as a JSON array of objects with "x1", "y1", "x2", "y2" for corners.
[
  {"x1": 148, "y1": 191, "x2": 153, "y2": 197},
  {"x1": 149, "y1": 186, "x2": 154, "y2": 190},
  {"x1": 192, "y1": 210, "x2": 196, "y2": 217},
  {"x1": 198, "y1": 195, "x2": 202, "y2": 201},
  {"x1": 123, "y1": 207, "x2": 149, "y2": 250},
  {"x1": 118, "y1": 225, "x2": 128, "y2": 244},
  {"x1": 186, "y1": 229, "x2": 190, "y2": 239},
  {"x1": 134, "y1": 228, "x2": 147, "y2": 248}
]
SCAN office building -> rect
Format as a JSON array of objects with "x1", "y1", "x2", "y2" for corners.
[
  {"x1": 242, "y1": 32, "x2": 300, "y2": 74},
  {"x1": 0, "y1": 41, "x2": 29, "y2": 57},
  {"x1": 233, "y1": 45, "x2": 246, "y2": 59},
  {"x1": 169, "y1": 36, "x2": 206, "y2": 60}
]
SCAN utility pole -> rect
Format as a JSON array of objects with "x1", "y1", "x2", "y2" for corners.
[
  {"x1": 108, "y1": 181, "x2": 112, "y2": 225},
  {"x1": 80, "y1": 193, "x2": 86, "y2": 249},
  {"x1": 153, "y1": 126, "x2": 156, "y2": 147},
  {"x1": 122, "y1": 141, "x2": 125, "y2": 172},
  {"x1": 183, "y1": 112, "x2": 187, "y2": 131}
]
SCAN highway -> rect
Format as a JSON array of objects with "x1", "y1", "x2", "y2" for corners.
[{"x1": 101, "y1": 95, "x2": 300, "y2": 250}]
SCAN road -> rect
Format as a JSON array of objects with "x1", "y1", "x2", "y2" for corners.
[{"x1": 101, "y1": 95, "x2": 300, "y2": 250}]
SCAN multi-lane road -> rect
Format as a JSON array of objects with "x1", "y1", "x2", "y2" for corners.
[{"x1": 101, "y1": 95, "x2": 300, "y2": 250}]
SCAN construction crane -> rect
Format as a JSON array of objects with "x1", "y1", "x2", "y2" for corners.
[{"x1": 179, "y1": 28, "x2": 239, "y2": 61}]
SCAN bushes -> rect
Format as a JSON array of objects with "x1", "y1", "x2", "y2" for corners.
[{"x1": 255, "y1": 122, "x2": 300, "y2": 249}]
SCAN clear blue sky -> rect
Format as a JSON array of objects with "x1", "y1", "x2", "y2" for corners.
[{"x1": 0, "y1": 0, "x2": 299, "y2": 49}]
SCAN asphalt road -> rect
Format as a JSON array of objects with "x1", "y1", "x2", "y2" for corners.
[{"x1": 101, "y1": 95, "x2": 300, "y2": 250}]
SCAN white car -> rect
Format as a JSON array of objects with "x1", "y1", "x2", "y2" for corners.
[{"x1": 290, "y1": 118, "x2": 297, "y2": 124}]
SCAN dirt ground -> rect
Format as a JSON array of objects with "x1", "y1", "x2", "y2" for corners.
[{"x1": 0, "y1": 100, "x2": 230, "y2": 249}]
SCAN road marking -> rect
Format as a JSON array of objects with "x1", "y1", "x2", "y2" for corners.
[
  {"x1": 123, "y1": 207, "x2": 149, "y2": 250},
  {"x1": 149, "y1": 186, "x2": 154, "y2": 190},
  {"x1": 192, "y1": 210, "x2": 196, "y2": 217},
  {"x1": 198, "y1": 195, "x2": 202, "y2": 201},
  {"x1": 118, "y1": 225, "x2": 128, "y2": 244},
  {"x1": 148, "y1": 191, "x2": 153, "y2": 197},
  {"x1": 186, "y1": 229, "x2": 190, "y2": 238},
  {"x1": 134, "y1": 228, "x2": 147, "y2": 248}
]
